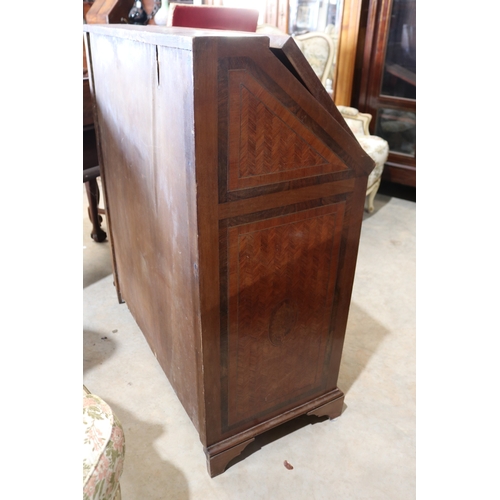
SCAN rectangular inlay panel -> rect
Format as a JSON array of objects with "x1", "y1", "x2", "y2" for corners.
[{"x1": 224, "y1": 203, "x2": 345, "y2": 427}]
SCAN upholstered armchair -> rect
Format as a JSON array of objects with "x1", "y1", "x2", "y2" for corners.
[
  {"x1": 83, "y1": 387, "x2": 125, "y2": 500},
  {"x1": 256, "y1": 24, "x2": 286, "y2": 35},
  {"x1": 234, "y1": 27, "x2": 389, "y2": 213},
  {"x1": 256, "y1": 27, "x2": 337, "y2": 89},
  {"x1": 337, "y1": 106, "x2": 389, "y2": 213},
  {"x1": 294, "y1": 32, "x2": 336, "y2": 86}
]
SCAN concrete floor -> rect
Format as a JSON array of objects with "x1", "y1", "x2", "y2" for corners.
[{"x1": 83, "y1": 182, "x2": 416, "y2": 499}]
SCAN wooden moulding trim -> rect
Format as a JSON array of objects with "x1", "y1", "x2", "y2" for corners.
[
  {"x1": 191, "y1": 37, "x2": 221, "y2": 444},
  {"x1": 307, "y1": 396, "x2": 345, "y2": 419},
  {"x1": 205, "y1": 438, "x2": 255, "y2": 478},
  {"x1": 218, "y1": 178, "x2": 356, "y2": 220},
  {"x1": 382, "y1": 163, "x2": 416, "y2": 187},
  {"x1": 358, "y1": 0, "x2": 379, "y2": 108},
  {"x1": 206, "y1": 388, "x2": 344, "y2": 456}
]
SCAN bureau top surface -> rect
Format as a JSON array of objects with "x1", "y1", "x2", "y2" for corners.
[
  {"x1": 83, "y1": 24, "x2": 288, "y2": 51},
  {"x1": 84, "y1": 23, "x2": 374, "y2": 178}
]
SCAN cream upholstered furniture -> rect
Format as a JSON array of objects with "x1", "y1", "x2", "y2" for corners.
[
  {"x1": 324, "y1": 24, "x2": 340, "y2": 83},
  {"x1": 337, "y1": 105, "x2": 389, "y2": 213},
  {"x1": 294, "y1": 32, "x2": 336, "y2": 86},
  {"x1": 256, "y1": 28, "x2": 337, "y2": 90},
  {"x1": 83, "y1": 386, "x2": 125, "y2": 500},
  {"x1": 256, "y1": 24, "x2": 286, "y2": 35}
]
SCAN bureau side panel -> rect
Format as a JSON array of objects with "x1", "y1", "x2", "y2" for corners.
[
  {"x1": 195, "y1": 37, "x2": 369, "y2": 446},
  {"x1": 88, "y1": 34, "x2": 203, "y2": 431}
]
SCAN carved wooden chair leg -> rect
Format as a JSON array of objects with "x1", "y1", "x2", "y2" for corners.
[
  {"x1": 85, "y1": 179, "x2": 107, "y2": 242},
  {"x1": 365, "y1": 178, "x2": 381, "y2": 213}
]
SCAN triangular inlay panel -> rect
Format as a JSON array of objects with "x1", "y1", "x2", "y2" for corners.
[
  {"x1": 239, "y1": 85, "x2": 328, "y2": 176},
  {"x1": 227, "y1": 69, "x2": 349, "y2": 191}
]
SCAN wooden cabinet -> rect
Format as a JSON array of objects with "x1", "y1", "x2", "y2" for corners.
[
  {"x1": 84, "y1": 24, "x2": 373, "y2": 477},
  {"x1": 354, "y1": 0, "x2": 416, "y2": 186}
]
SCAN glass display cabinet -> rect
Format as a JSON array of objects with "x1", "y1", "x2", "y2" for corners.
[{"x1": 355, "y1": 0, "x2": 416, "y2": 186}]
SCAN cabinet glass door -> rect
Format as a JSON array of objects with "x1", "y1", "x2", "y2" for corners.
[
  {"x1": 357, "y1": 0, "x2": 416, "y2": 186},
  {"x1": 375, "y1": 0, "x2": 415, "y2": 157},
  {"x1": 380, "y1": 0, "x2": 415, "y2": 100}
]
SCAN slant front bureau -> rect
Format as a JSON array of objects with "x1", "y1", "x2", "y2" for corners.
[{"x1": 83, "y1": 24, "x2": 374, "y2": 477}]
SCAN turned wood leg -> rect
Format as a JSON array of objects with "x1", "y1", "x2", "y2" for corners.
[
  {"x1": 205, "y1": 438, "x2": 255, "y2": 478},
  {"x1": 366, "y1": 190, "x2": 376, "y2": 213},
  {"x1": 85, "y1": 180, "x2": 107, "y2": 243}
]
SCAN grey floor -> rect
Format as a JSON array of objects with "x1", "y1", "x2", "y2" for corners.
[{"x1": 83, "y1": 183, "x2": 416, "y2": 499}]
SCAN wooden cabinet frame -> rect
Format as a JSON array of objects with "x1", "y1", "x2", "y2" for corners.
[{"x1": 334, "y1": 0, "x2": 363, "y2": 106}]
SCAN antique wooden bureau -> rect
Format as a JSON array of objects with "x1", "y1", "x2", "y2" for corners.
[{"x1": 83, "y1": 24, "x2": 374, "y2": 477}]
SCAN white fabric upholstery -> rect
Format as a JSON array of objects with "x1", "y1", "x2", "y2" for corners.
[
  {"x1": 357, "y1": 135, "x2": 388, "y2": 189},
  {"x1": 294, "y1": 32, "x2": 336, "y2": 86},
  {"x1": 337, "y1": 105, "x2": 389, "y2": 212}
]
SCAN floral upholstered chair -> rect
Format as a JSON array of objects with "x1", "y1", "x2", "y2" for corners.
[
  {"x1": 83, "y1": 386, "x2": 125, "y2": 500},
  {"x1": 337, "y1": 106, "x2": 390, "y2": 213}
]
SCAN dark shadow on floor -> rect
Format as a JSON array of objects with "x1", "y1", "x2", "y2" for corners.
[
  {"x1": 83, "y1": 236, "x2": 113, "y2": 288},
  {"x1": 378, "y1": 181, "x2": 416, "y2": 202},
  {"x1": 363, "y1": 181, "x2": 416, "y2": 221},
  {"x1": 223, "y1": 301, "x2": 388, "y2": 474},
  {"x1": 83, "y1": 183, "x2": 113, "y2": 289},
  {"x1": 362, "y1": 193, "x2": 392, "y2": 221},
  {"x1": 224, "y1": 412, "x2": 332, "y2": 473},
  {"x1": 88, "y1": 398, "x2": 190, "y2": 500},
  {"x1": 338, "y1": 301, "x2": 390, "y2": 394},
  {"x1": 83, "y1": 329, "x2": 118, "y2": 373}
]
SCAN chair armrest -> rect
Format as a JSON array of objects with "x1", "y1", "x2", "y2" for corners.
[{"x1": 337, "y1": 105, "x2": 372, "y2": 136}]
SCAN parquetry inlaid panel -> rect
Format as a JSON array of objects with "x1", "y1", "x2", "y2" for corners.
[
  {"x1": 227, "y1": 69, "x2": 349, "y2": 192},
  {"x1": 225, "y1": 203, "x2": 345, "y2": 428}
]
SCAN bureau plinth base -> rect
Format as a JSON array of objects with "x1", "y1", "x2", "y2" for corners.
[
  {"x1": 205, "y1": 389, "x2": 345, "y2": 477},
  {"x1": 307, "y1": 395, "x2": 345, "y2": 420},
  {"x1": 206, "y1": 438, "x2": 255, "y2": 478}
]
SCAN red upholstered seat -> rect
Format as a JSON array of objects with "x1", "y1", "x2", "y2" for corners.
[{"x1": 170, "y1": 4, "x2": 259, "y2": 32}]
